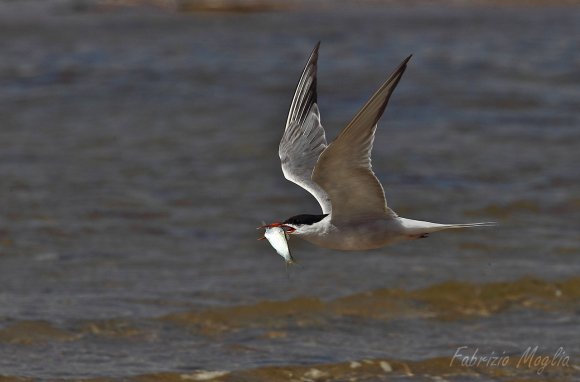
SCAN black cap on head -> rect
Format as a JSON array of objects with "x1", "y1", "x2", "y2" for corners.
[{"x1": 283, "y1": 214, "x2": 329, "y2": 226}]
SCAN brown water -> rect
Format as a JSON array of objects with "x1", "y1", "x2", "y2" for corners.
[{"x1": 0, "y1": 2, "x2": 579, "y2": 381}]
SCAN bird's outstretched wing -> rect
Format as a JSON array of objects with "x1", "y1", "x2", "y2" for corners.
[
  {"x1": 312, "y1": 55, "x2": 411, "y2": 222},
  {"x1": 279, "y1": 42, "x2": 331, "y2": 214}
]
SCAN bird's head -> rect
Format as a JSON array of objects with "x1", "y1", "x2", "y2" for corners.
[{"x1": 257, "y1": 214, "x2": 329, "y2": 239}]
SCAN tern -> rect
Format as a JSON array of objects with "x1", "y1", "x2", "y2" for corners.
[{"x1": 259, "y1": 43, "x2": 493, "y2": 252}]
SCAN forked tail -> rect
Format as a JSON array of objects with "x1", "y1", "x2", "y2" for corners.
[
  {"x1": 438, "y1": 222, "x2": 497, "y2": 229},
  {"x1": 399, "y1": 218, "x2": 496, "y2": 235}
]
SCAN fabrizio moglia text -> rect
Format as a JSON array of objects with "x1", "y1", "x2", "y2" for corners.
[{"x1": 450, "y1": 346, "x2": 571, "y2": 375}]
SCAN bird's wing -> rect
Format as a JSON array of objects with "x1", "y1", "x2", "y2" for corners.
[
  {"x1": 279, "y1": 42, "x2": 331, "y2": 214},
  {"x1": 312, "y1": 55, "x2": 411, "y2": 222}
]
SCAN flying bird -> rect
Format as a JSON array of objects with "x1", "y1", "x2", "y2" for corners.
[{"x1": 259, "y1": 42, "x2": 493, "y2": 258}]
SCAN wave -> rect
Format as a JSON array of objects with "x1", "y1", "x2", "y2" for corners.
[
  {"x1": 162, "y1": 276, "x2": 580, "y2": 333},
  {"x1": 130, "y1": 353, "x2": 576, "y2": 382}
]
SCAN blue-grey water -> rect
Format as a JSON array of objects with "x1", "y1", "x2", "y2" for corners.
[{"x1": 0, "y1": 2, "x2": 578, "y2": 381}]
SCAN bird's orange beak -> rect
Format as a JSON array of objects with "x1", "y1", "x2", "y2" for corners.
[
  {"x1": 257, "y1": 222, "x2": 296, "y2": 240},
  {"x1": 257, "y1": 222, "x2": 282, "y2": 229}
]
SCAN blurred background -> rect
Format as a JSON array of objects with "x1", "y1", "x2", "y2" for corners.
[{"x1": 0, "y1": 0, "x2": 578, "y2": 381}]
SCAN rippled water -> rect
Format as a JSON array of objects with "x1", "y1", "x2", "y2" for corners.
[{"x1": 0, "y1": 2, "x2": 579, "y2": 381}]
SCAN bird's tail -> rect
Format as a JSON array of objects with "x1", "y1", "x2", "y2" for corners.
[
  {"x1": 436, "y1": 222, "x2": 497, "y2": 230},
  {"x1": 399, "y1": 218, "x2": 496, "y2": 235}
]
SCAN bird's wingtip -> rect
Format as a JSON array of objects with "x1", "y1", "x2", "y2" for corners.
[{"x1": 312, "y1": 41, "x2": 321, "y2": 55}]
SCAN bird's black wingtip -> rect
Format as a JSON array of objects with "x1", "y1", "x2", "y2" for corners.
[
  {"x1": 308, "y1": 42, "x2": 321, "y2": 62},
  {"x1": 394, "y1": 54, "x2": 413, "y2": 74},
  {"x1": 312, "y1": 41, "x2": 321, "y2": 56}
]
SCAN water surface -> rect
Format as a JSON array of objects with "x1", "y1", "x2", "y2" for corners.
[{"x1": 0, "y1": 2, "x2": 578, "y2": 380}]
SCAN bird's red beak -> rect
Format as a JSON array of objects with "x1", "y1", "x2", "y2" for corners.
[
  {"x1": 257, "y1": 222, "x2": 296, "y2": 240},
  {"x1": 257, "y1": 222, "x2": 282, "y2": 229}
]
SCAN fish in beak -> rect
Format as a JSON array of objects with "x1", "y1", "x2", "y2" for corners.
[
  {"x1": 257, "y1": 223, "x2": 295, "y2": 265},
  {"x1": 257, "y1": 222, "x2": 296, "y2": 240}
]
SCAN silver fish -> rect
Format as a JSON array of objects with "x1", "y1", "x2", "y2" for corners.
[{"x1": 263, "y1": 225, "x2": 295, "y2": 265}]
